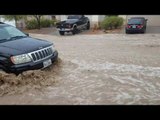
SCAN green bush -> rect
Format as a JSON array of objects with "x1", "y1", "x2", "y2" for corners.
[
  {"x1": 25, "y1": 19, "x2": 38, "y2": 29},
  {"x1": 40, "y1": 19, "x2": 51, "y2": 28},
  {"x1": 25, "y1": 19, "x2": 57, "y2": 29},
  {"x1": 100, "y1": 16, "x2": 124, "y2": 30},
  {"x1": 114, "y1": 17, "x2": 124, "y2": 29}
]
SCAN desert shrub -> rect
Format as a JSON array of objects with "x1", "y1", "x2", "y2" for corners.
[
  {"x1": 25, "y1": 19, "x2": 57, "y2": 29},
  {"x1": 100, "y1": 16, "x2": 124, "y2": 30},
  {"x1": 40, "y1": 19, "x2": 51, "y2": 28},
  {"x1": 25, "y1": 19, "x2": 38, "y2": 29},
  {"x1": 114, "y1": 17, "x2": 124, "y2": 29}
]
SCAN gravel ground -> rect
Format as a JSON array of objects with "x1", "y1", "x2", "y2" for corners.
[{"x1": 0, "y1": 33, "x2": 160, "y2": 105}]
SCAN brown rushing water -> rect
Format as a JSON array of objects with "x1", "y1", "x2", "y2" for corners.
[{"x1": 0, "y1": 34, "x2": 160, "y2": 104}]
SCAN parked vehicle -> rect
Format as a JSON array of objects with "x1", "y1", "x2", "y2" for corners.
[
  {"x1": 56, "y1": 15, "x2": 90, "y2": 35},
  {"x1": 125, "y1": 17, "x2": 148, "y2": 34},
  {"x1": 0, "y1": 22, "x2": 58, "y2": 74}
]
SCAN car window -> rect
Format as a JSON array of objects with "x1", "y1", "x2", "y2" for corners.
[
  {"x1": 128, "y1": 19, "x2": 143, "y2": 24},
  {"x1": 0, "y1": 26, "x2": 26, "y2": 41}
]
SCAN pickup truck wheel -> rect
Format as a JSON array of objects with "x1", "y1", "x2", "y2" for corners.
[
  {"x1": 72, "y1": 26, "x2": 78, "y2": 35},
  {"x1": 86, "y1": 22, "x2": 90, "y2": 30},
  {"x1": 59, "y1": 31, "x2": 65, "y2": 35}
]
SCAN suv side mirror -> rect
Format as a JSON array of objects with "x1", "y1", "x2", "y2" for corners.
[{"x1": 145, "y1": 19, "x2": 148, "y2": 21}]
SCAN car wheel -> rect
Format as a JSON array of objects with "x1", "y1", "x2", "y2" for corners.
[
  {"x1": 86, "y1": 22, "x2": 90, "y2": 30},
  {"x1": 141, "y1": 29, "x2": 145, "y2": 33},
  {"x1": 125, "y1": 30, "x2": 129, "y2": 34},
  {"x1": 59, "y1": 31, "x2": 65, "y2": 35}
]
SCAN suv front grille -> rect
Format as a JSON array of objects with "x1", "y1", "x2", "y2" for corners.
[{"x1": 29, "y1": 46, "x2": 53, "y2": 62}]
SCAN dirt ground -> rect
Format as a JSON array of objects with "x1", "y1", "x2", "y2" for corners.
[
  {"x1": 0, "y1": 33, "x2": 160, "y2": 104},
  {"x1": 23, "y1": 27, "x2": 58, "y2": 35},
  {"x1": 23, "y1": 27, "x2": 123, "y2": 35}
]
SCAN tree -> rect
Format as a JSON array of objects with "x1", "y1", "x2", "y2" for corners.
[
  {"x1": 33, "y1": 15, "x2": 42, "y2": 29},
  {"x1": 3, "y1": 15, "x2": 25, "y2": 27}
]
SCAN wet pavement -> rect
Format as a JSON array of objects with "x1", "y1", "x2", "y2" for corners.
[{"x1": 0, "y1": 34, "x2": 160, "y2": 104}]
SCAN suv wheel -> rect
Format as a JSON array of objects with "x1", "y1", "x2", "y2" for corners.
[
  {"x1": 0, "y1": 64, "x2": 7, "y2": 72},
  {"x1": 59, "y1": 31, "x2": 65, "y2": 35}
]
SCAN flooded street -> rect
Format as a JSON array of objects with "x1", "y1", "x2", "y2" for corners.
[{"x1": 0, "y1": 34, "x2": 160, "y2": 104}]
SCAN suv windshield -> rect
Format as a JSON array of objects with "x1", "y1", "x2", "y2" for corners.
[
  {"x1": 0, "y1": 26, "x2": 27, "y2": 42},
  {"x1": 128, "y1": 19, "x2": 143, "y2": 24}
]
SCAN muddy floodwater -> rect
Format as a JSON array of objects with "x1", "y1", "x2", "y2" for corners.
[{"x1": 0, "y1": 34, "x2": 160, "y2": 105}]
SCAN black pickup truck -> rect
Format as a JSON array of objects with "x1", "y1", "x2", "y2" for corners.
[
  {"x1": 0, "y1": 22, "x2": 58, "y2": 75},
  {"x1": 56, "y1": 15, "x2": 90, "y2": 35}
]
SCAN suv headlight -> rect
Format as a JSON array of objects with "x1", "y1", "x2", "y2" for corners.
[{"x1": 11, "y1": 54, "x2": 32, "y2": 64}]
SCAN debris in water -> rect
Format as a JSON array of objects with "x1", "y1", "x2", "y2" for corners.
[{"x1": 0, "y1": 58, "x2": 62, "y2": 96}]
